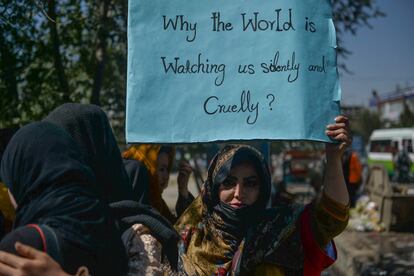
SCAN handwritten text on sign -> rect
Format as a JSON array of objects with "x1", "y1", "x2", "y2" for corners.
[{"x1": 126, "y1": 0, "x2": 341, "y2": 143}]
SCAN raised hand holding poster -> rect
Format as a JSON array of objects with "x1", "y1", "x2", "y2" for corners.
[{"x1": 126, "y1": 0, "x2": 341, "y2": 143}]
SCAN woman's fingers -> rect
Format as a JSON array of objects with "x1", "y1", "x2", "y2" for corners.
[
  {"x1": 327, "y1": 116, "x2": 350, "y2": 129},
  {"x1": 326, "y1": 116, "x2": 351, "y2": 142},
  {"x1": 326, "y1": 130, "x2": 352, "y2": 145},
  {"x1": 326, "y1": 123, "x2": 346, "y2": 130},
  {"x1": 178, "y1": 169, "x2": 190, "y2": 177},
  {"x1": 179, "y1": 163, "x2": 192, "y2": 174},
  {"x1": 0, "y1": 261, "x2": 16, "y2": 276},
  {"x1": 335, "y1": 115, "x2": 349, "y2": 125},
  {"x1": 132, "y1": 224, "x2": 150, "y2": 235},
  {"x1": 132, "y1": 224, "x2": 141, "y2": 231},
  {"x1": 0, "y1": 246, "x2": 66, "y2": 276},
  {"x1": 0, "y1": 251, "x2": 24, "y2": 269},
  {"x1": 325, "y1": 128, "x2": 348, "y2": 137},
  {"x1": 334, "y1": 133, "x2": 352, "y2": 144},
  {"x1": 325, "y1": 115, "x2": 352, "y2": 157},
  {"x1": 178, "y1": 161, "x2": 192, "y2": 187},
  {"x1": 15, "y1": 242, "x2": 41, "y2": 259}
]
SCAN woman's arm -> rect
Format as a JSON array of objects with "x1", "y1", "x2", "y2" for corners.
[
  {"x1": 323, "y1": 115, "x2": 351, "y2": 205},
  {"x1": 0, "y1": 242, "x2": 89, "y2": 276},
  {"x1": 175, "y1": 160, "x2": 195, "y2": 217},
  {"x1": 306, "y1": 116, "x2": 351, "y2": 248},
  {"x1": 176, "y1": 160, "x2": 193, "y2": 199}
]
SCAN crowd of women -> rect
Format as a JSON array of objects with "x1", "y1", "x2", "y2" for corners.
[{"x1": 0, "y1": 103, "x2": 351, "y2": 275}]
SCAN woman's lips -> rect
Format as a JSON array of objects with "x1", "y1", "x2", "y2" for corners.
[{"x1": 230, "y1": 202, "x2": 246, "y2": 208}]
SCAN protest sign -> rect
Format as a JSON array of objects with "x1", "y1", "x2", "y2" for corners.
[{"x1": 126, "y1": 0, "x2": 341, "y2": 143}]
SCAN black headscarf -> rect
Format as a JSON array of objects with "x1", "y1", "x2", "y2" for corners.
[
  {"x1": 43, "y1": 103, "x2": 133, "y2": 203},
  {"x1": 0, "y1": 122, "x2": 127, "y2": 275},
  {"x1": 123, "y1": 159, "x2": 151, "y2": 205}
]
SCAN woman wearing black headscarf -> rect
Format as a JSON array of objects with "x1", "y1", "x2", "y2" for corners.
[
  {"x1": 44, "y1": 103, "x2": 180, "y2": 271},
  {"x1": 43, "y1": 103, "x2": 134, "y2": 203},
  {"x1": 0, "y1": 122, "x2": 127, "y2": 275}
]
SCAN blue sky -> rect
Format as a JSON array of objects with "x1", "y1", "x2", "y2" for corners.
[{"x1": 339, "y1": 0, "x2": 414, "y2": 106}]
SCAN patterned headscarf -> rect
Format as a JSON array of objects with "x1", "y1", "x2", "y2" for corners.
[
  {"x1": 202, "y1": 144, "x2": 271, "y2": 212},
  {"x1": 175, "y1": 145, "x2": 306, "y2": 275}
]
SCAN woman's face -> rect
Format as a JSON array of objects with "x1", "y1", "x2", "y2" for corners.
[
  {"x1": 157, "y1": 152, "x2": 170, "y2": 191},
  {"x1": 218, "y1": 162, "x2": 260, "y2": 208}
]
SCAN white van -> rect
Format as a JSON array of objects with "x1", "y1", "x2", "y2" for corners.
[{"x1": 368, "y1": 128, "x2": 414, "y2": 175}]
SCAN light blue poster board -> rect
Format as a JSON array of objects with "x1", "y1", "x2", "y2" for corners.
[{"x1": 126, "y1": 0, "x2": 341, "y2": 143}]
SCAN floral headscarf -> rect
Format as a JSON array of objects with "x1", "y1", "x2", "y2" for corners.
[{"x1": 174, "y1": 145, "x2": 305, "y2": 275}]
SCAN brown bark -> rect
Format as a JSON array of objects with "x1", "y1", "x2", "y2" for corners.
[
  {"x1": 47, "y1": 0, "x2": 70, "y2": 102},
  {"x1": 0, "y1": 39, "x2": 18, "y2": 102},
  {"x1": 0, "y1": 37, "x2": 19, "y2": 122},
  {"x1": 90, "y1": 0, "x2": 110, "y2": 106}
]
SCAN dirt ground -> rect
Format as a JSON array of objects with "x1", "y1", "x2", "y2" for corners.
[{"x1": 328, "y1": 230, "x2": 414, "y2": 275}]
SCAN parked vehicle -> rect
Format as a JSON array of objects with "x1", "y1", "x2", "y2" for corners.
[{"x1": 368, "y1": 128, "x2": 414, "y2": 176}]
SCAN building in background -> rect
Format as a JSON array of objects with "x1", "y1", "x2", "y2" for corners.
[{"x1": 369, "y1": 86, "x2": 414, "y2": 125}]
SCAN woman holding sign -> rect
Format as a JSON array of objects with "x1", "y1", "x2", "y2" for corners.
[{"x1": 173, "y1": 116, "x2": 350, "y2": 275}]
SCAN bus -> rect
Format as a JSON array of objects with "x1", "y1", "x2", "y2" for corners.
[{"x1": 368, "y1": 128, "x2": 414, "y2": 176}]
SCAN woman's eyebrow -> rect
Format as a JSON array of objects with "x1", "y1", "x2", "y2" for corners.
[{"x1": 243, "y1": 175, "x2": 258, "y2": 181}]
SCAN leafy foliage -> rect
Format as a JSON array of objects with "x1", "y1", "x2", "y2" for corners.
[
  {"x1": 0, "y1": 0, "x2": 383, "y2": 141},
  {"x1": 332, "y1": 0, "x2": 385, "y2": 71},
  {"x1": 351, "y1": 109, "x2": 383, "y2": 144},
  {"x1": 397, "y1": 103, "x2": 414, "y2": 128}
]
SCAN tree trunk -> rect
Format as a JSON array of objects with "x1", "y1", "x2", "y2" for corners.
[
  {"x1": 91, "y1": 0, "x2": 110, "y2": 106},
  {"x1": 47, "y1": 0, "x2": 70, "y2": 102},
  {"x1": 0, "y1": 38, "x2": 19, "y2": 122}
]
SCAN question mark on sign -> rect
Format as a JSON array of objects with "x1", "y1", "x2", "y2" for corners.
[{"x1": 266, "y1": 94, "x2": 275, "y2": 110}]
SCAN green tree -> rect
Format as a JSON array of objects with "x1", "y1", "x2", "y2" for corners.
[
  {"x1": 332, "y1": 0, "x2": 385, "y2": 71},
  {"x1": 352, "y1": 109, "x2": 383, "y2": 144},
  {"x1": 0, "y1": 0, "x2": 384, "y2": 141},
  {"x1": 398, "y1": 102, "x2": 414, "y2": 127}
]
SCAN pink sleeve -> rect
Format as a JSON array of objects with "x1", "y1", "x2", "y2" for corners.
[{"x1": 300, "y1": 206, "x2": 337, "y2": 276}]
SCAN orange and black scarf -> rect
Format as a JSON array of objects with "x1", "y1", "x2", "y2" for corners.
[{"x1": 123, "y1": 144, "x2": 177, "y2": 223}]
